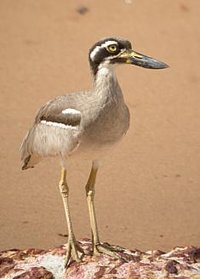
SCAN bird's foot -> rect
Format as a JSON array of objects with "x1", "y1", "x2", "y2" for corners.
[
  {"x1": 93, "y1": 242, "x2": 127, "y2": 262},
  {"x1": 65, "y1": 238, "x2": 85, "y2": 267}
]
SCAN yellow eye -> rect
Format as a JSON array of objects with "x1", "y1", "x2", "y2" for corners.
[{"x1": 107, "y1": 44, "x2": 118, "y2": 53}]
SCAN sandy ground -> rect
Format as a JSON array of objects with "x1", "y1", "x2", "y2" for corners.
[{"x1": 0, "y1": 0, "x2": 200, "y2": 252}]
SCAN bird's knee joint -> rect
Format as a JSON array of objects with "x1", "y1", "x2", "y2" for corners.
[
  {"x1": 86, "y1": 189, "x2": 95, "y2": 198},
  {"x1": 59, "y1": 183, "x2": 69, "y2": 196}
]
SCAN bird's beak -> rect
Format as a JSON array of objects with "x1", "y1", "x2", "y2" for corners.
[{"x1": 118, "y1": 49, "x2": 169, "y2": 69}]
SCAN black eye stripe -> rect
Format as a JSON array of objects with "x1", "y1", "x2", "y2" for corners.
[
  {"x1": 90, "y1": 41, "x2": 119, "y2": 60},
  {"x1": 90, "y1": 44, "x2": 121, "y2": 61},
  {"x1": 106, "y1": 44, "x2": 119, "y2": 53},
  {"x1": 89, "y1": 37, "x2": 132, "y2": 75}
]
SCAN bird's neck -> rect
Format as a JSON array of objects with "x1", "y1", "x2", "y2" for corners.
[{"x1": 92, "y1": 64, "x2": 122, "y2": 100}]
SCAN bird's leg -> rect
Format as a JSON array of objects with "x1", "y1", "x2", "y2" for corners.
[
  {"x1": 59, "y1": 167, "x2": 84, "y2": 266},
  {"x1": 85, "y1": 161, "x2": 100, "y2": 255},
  {"x1": 85, "y1": 161, "x2": 124, "y2": 259}
]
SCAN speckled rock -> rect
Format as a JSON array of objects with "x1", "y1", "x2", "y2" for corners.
[{"x1": 0, "y1": 239, "x2": 200, "y2": 279}]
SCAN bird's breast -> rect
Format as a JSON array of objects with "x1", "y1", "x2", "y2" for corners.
[{"x1": 81, "y1": 98, "x2": 130, "y2": 147}]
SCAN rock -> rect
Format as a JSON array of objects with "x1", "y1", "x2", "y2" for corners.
[{"x1": 0, "y1": 239, "x2": 200, "y2": 279}]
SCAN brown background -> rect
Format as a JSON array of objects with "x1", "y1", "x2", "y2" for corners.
[{"x1": 0, "y1": 0, "x2": 200, "y2": 252}]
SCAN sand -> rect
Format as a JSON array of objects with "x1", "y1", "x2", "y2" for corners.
[{"x1": 0, "y1": 0, "x2": 200, "y2": 252}]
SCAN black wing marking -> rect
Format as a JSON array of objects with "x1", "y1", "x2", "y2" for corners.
[{"x1": 35, "y1": 96, "x2": 82, "y2": 127}]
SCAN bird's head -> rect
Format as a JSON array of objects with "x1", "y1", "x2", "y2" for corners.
[{"x1": 89, "y1": 37, "x2": 168, "y2": 76}]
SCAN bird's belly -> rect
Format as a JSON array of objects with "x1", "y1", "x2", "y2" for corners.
[
  {"x1": 69, "y1": 136, "x2": 123, "y2": 161},
  {"x1": 70, "y1": 120, "x2": 130, "y2": 161}
]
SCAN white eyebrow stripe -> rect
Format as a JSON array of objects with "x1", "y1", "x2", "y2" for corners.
[
  {"x1": 100, "y1": 40, "x2": 118, "y2": 48},
  {"x1": 90, "y1": 40, "x2": 118, "y2": 60},
  {"x1": 41, "y1": 120, "x2": 77, "y2": 130},
  {"x1": 62, "y1": 108, "x2": 81, "y2": 115}
]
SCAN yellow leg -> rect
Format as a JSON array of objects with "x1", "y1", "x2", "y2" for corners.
[
  {"x1": 85, "y1": 161, "x2": 100, "y2": 254},
  {"x1": 59, "y1": 167, "x2": 84, "y2": 266},
  {"x1": 85, "y1": 161, "x2": 123, "y2": 258}
]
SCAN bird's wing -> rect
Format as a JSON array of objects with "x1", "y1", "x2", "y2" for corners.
[
  {"x1": 34, "y1": 95, "x2": 82, "y2": 128},
  {"x1": 20, "y1": 95, "x2": 83, "y2": 170}
]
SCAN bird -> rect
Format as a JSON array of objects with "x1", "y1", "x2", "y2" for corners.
[{"x1": 20, "y1": 37, "x2": 168, "y2": 266}]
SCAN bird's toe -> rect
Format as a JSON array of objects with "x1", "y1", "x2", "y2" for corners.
[
  {"x1": 93, "y1": 242, "x2": 128, "y2": 262},
  {"x1": 65, "y1": 239, "x2": 85, "y2": 267}
]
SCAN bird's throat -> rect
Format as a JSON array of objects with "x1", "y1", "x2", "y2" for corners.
[{"x1": 94, "y1": 65, "x2": 119, "y2": 96}]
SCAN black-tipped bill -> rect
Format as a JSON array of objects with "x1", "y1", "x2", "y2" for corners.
[{"x1": 119, "y1": 50, "x2": 169, "y2": 69}]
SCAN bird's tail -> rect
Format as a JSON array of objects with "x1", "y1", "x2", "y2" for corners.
[{"x1": 20, "y1": 127, "x2": 41, "y2": 170}]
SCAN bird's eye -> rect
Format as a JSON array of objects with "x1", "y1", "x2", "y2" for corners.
[{"x1": 107, "y1": 44, "x2": 118, "y2": 53}]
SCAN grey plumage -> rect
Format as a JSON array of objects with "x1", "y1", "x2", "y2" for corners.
[
  {"x1": 20, "y1": 37, "x2": 168, "y2": 265},
  {"x1": 20, "y1": 65, "x2": 130, "y2": 169}
]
